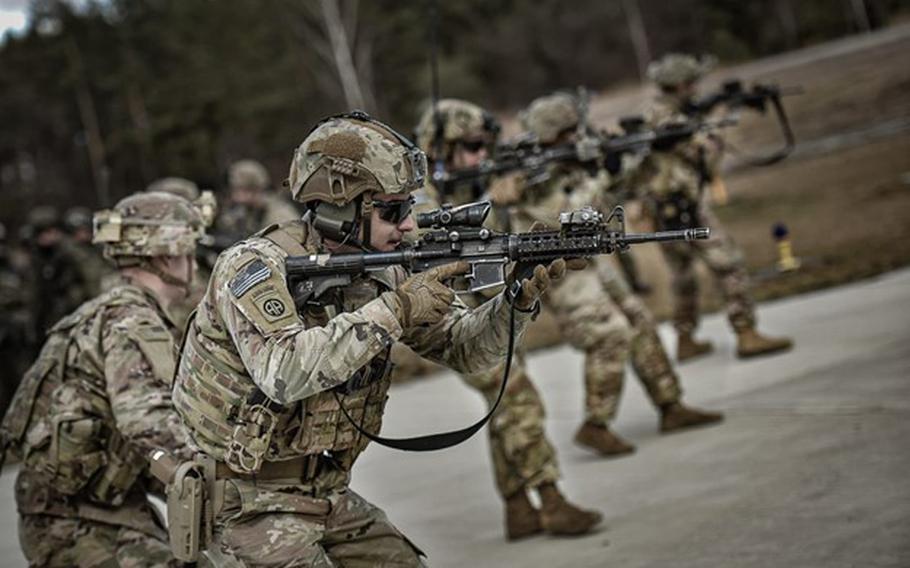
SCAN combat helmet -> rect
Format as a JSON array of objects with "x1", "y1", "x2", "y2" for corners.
[
  {"x1": 521, "y1": 92, "x2": 584, "y2": 145},
  {"x1": 647, "y1": 53, "x2": 717, "y2": 89},
  {"x1": 229, "y1": 159, "x2": 270, "y2": 191},
  {"x1": 63, "y1": 207, "x2": 93, "y2": 234},
  {"x1": 146, "y1": 177, "x2": 217, "y2": 228},
  {"x1": 93, "y1": 191, "x2": 203, "y2": 265},
  {"x1": 414, "y1": 99, "x2": 499, "y2": 159},
  {"x1": 287, "y1": 110, "x2": 427, "y2": 247},
  {"x1": 27, "y1": 205, "x2": 62, "y2": 232}
]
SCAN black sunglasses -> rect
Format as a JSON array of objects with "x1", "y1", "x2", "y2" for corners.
[
  {"x1": 373, "y1": 197, "x2": 415, "y2": 224},
  {"x1": 459, "y1": 140, "x2": 487, "y2": 153}
]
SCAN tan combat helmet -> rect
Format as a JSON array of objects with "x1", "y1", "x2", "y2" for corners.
[
  {"x1": 287, "y1": 111, "x2": 427, "y2": 246},
  {"x1": 146, "y1": 177, "x2": 217, "y2": 228},
  {"x1": 647, "y1": 53, "x2": 717, "y2": 89},
  {"x1": 93, "y1": 191, "x2": 203, "y2": 265},
  {"x1": 229, "y1": 159, "x2": 270, "y2": 191},
  {"x1": 521, "y1": 92, "x2": 583, "y2": 145},
  {"x1": 414, "y1": 99, "x2": 499, "y2": 159}
]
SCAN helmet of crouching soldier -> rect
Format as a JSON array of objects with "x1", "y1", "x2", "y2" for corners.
[
  {"x1": 521, "y1": 92, "x2": 585, "y2": 145},
  {"x1": 147, "y1": 177, "x2": 217, "y2": 229},
  {"x1": 286, "y1": 111, "x2": 427, "y2": 249}
]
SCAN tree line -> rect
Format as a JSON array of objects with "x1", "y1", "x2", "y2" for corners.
[{"x1": 0, "y1": 0, "x2": 903, "y2": 227}]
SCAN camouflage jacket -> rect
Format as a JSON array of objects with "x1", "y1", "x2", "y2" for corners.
[
  {"x1": 632, "y1": 93, "x2": 725, "y2": 202},
  {"x1": 174, "y1": 217, "x2": 534, "y2": 472},
  {"x1": 15, "y1": 282, "x2": 187, "y2": 536}
]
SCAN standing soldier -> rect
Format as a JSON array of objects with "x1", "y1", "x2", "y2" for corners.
[
  {"x1": 0, "y1": 222, "x2": 31, "y2": 418},
  {"x1": 215, "y1": 159, "x2": 300, "y2": 240},
  {"x1": 63, "y1": 206, "x2": 116, "y2": 298},
  {"x1": 638, "y1": 54, "x2": 793, "y2": 361},
  {"x1": 23, "y1": 206, "x2": 93, "y2": 342},
  {"x1": 512, "y1": 92, "x2": 723, "y2": 455},
  {"x1": 1, "y1": 192, "x2": 201, "y2": 566},
  {"x1": 146, "y1": 176, "x2": 219, "y2": 331},
  {"x1": 413, "y1": 99, "x2": 603, "y2": 540},
  {"x1": 172, "y1": 112, "x2": 567, "y2": 565}
]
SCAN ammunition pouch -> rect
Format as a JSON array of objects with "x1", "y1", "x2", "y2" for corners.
[
  {"x1": 224, "y1": 391, "x2": 283, "y2": 475},
  {"x1": 150, "y1": 450, "x2": 219, "y2": 563}
]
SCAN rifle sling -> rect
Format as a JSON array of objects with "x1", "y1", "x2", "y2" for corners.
[{"x1": 334, "y1": 300, "x2": 519, "y2": 452}]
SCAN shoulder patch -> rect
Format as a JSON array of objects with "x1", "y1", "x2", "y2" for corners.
[{"x1": 230, "y1": 260, "x2": 272, "y2": 298}]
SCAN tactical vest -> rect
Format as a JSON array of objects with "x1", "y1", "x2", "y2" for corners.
[
  {"x1": 1, "y1": 286, "x2": 158, "y2": 507},
  {"x1": 174, "y1": 222, "x2": 393, "y2": 475}
]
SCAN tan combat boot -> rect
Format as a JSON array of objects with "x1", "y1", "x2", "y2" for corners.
[
  {"x1": 736, "y1": 328, "x2": 793, "y2": 359},
  {"x1": 574, "y1": 421, "x2": 636, "y2": 457},
  {"x1": 660, "y1": 402, "x2": 724, "y2": 433},
  {"x1": 677, "y1": 332, "x2": 714, "y2": 362},
  {"x1": 538, "y1": 483, "x2": 603, "y2": 536},
  {"x1": 505, "y1": 490, "x2": 542, "y2": 541}
]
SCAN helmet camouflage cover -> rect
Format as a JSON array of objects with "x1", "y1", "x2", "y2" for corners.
[
  {"x1": 288, "y1": 112, "x2": 427, "y2": 206},
  {"x1": 93, "y1": 191, "x2": 203, "y2": 260},
  {"x1": 647, "y1": 53, "x2": 717, "y2": 88},
  {"x1": 414, "y1": 98, "x2": 498, "y2": 157},
  {"x1": 521, "y1": 92, "x2": 582, "y2": 144},
  {"x1": 228, "y1": 159, "x2": 270, "y2": 190},
  {"x1": 146, "y1": 177, "x2": 217, "y2": 228}
]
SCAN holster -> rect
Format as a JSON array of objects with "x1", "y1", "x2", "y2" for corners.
[{"x1": 149, "y1": 450, "x2": 220, "y2": 563}]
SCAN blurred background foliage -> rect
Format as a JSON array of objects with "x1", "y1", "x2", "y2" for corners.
[{"x1": 0, "y1": 0, "x2": 906, "y2": 224}]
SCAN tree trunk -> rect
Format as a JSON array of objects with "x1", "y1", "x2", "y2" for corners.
[{"x1": 621, "y1": 0, "x2": 651, "y2": 83}]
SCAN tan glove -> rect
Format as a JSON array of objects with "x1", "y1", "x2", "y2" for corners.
[
  {"x1": 512, "y1": 258, "x2": 587, "y2": 310},
  {"x1": 388, "y1": 261, "x2": 470, "y2": 328}
]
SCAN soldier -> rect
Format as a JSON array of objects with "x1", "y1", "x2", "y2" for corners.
[
  {"x1": 146, "y1": 176, "x2": 218, "y2": 331},
  {"x1": 0, "y1": 222, "x2": 31, "y2": 418},
  {"x1": 2, "y1": 192, "x2": 202, "y2": 566},
  {"x1": 63, "y1": 206, "x2": 116, "y2": 298},
  {"x1": 172, "y1": 112, "x2": 567, "y2": 565},
  {"x1": 215, "y1": 159, "x2": 300, "y2": 240},
  {"x1": 23, "y1": 206, "x2": 93, "y2": 342},
  {"x1": 638, "y1": 54, "x2": 793, "y2": 361},
  {"x1": 414, "y1": 99, "x2": 603, "y2": 540},
  {"x1": 511, "y1": 92, "x2": 723, "y2": 455}
]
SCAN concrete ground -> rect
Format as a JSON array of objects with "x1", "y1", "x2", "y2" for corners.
[{"x1": 1, "y1": 269, "x2": 908, "y2": 567}]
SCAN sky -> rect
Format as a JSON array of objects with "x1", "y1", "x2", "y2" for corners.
[{"x1": 0, "y1": 0, "x2": 27, "y2": 36}]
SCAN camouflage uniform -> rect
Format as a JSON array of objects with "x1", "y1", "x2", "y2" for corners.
[
  {"x1": 173, "y1": 114, "x2": 538, "y2": 564},
  {"x1": 215, "y1": 159, "x2": 301, "y2": 241},
  {"x1": 24, "y1": 207, "x2": 97, "y2": 342},
  {"x1": 0, "y1": 224, "x2": 31, "y2": 419},
  {"x1": 3, "y1": 192, "x2": 202, "y2": 567},
  {"x1": 512, "y1": 92, "x2": 724, "y2": 451},
  {"x1": 636, "y1": 54, "x2": 799, "y2": 362}
]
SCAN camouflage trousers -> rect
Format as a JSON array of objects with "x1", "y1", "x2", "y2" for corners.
[
  {"x1": 547, "y1": 262, "x2": 682, "y2": 425},
  {"x1": 660, "y1": 203, "x2": 756, "y2": 335},
  {"x1": 461, "y1": 353, "x2": 561, "y2": 499},
  {"x1": 18, "y1": 514, "x2": 178, "y2": 567},
  {"x1": 211, "y1": 477, "x2": 425, "y2": 567}
]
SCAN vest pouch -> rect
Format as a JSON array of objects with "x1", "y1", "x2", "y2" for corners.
[
  {"x1": 87, "y1": 432, "x2": 145, "y2": 506},
  {"x1": 225, "y1": 401, "x2": 279, "y2": 474},
  {"x1": 291, "y1": 393, "x2": 344, "y2": 455},
  {"x1": 48, "y1": 412, "x2": 107, "y2": 495}
]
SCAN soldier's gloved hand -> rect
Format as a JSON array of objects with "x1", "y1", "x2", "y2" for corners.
[
  {"x1": 512, "y1": 258, "x2": 587, "y2": 310},
  {"x1": 388, "y1": 261, "x2": 470, "y2": 328}
]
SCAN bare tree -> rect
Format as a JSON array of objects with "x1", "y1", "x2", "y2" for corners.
[{"x1": 621, "y1": 0, "x2": 651, "y2": 82}]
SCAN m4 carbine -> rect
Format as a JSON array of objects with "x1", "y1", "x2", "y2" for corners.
[
  {"x1": 685, "y1": 79, "x2": 802, "y2": 165},
  {"x1": 285, "y1": 202, "x2": 709, "y2": 309},
  {"x1": 434, "y1": 118, "x2": 734, "y2": 195}
]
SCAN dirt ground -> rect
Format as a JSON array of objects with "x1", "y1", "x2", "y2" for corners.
[{"x1": 393, "y1": 24, "x2": 910, "y2": 379}]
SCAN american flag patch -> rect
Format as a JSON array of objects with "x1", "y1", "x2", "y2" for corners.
[{"x1": 230, "y1": 260, "x2": 271, "y2": 298}]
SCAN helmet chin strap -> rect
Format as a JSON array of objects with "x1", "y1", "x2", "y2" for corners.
[{"x1": 142, "y1": 257, "x2": 193, "y2": 298}]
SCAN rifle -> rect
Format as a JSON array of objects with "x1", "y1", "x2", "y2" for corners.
[
  {"x1": 286, "y1": 202, "x2": 708, "y2": 306},
  {"x1": 284, "y1": 201, "x2": 708, "y2": 453},
  {"x1": 433, "y1": 118, "x2": 735, "y2": 194},
  {"x1": 684, "y1": 79, "x2": 803, "y2": 165}
]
